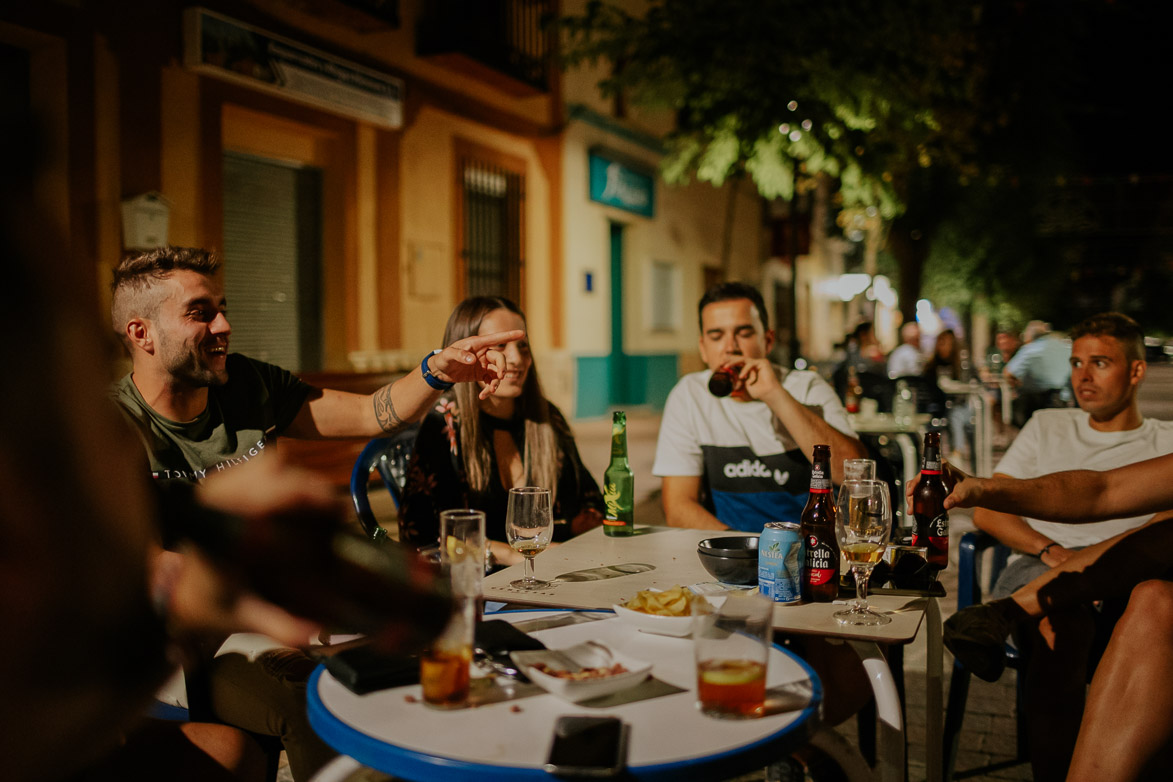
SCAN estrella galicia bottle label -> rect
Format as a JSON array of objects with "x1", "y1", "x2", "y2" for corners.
[
  {"x1": 912, "y1": 512, "x2": 949, "y2": 553},
  {"x1": 809, "y1": 463, "x2": 831, "y2": 493},
  {"x1": 804, "y1": 534, "x2": 836, "y2": 586}
]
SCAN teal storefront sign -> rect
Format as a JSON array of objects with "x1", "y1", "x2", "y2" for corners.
[{"x1": 589, "y1": 152, "x2": 655, "y2": 218}]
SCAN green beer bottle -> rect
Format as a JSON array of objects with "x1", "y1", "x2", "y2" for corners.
[{"x1": 603, "y1": 411, "x2": 635, "y2": 536}]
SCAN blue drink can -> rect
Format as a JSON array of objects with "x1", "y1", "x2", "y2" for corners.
[{"x1": 759, "y1": 522, "x2": 803, "y2": 604}]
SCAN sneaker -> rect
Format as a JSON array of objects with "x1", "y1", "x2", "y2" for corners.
[{"x1": 943, "y1": 601, "x2": 1016, "y2": 682}]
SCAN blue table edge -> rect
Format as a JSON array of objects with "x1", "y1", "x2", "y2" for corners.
[{"x1": 306, "y1": 610, "x2": 824, "y2": 782}]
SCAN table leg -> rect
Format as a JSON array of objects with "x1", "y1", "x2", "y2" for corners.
[
  {"x1": 848, "y1": 640, "x2": 903, "y2": 782},
  {"x1": 925, "y1": 597, "x2": 944, "y2": 782}
]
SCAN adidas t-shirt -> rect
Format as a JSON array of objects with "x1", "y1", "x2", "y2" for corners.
[{"x1": 653, "y1": 368, "x2": 856, "y2": 531}]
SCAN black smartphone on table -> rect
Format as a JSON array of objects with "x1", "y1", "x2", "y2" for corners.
[{"x1": 544, "y1": 715, "x2": 627, "y2": 777}]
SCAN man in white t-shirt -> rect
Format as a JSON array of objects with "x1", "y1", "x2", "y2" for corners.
[
  {"x1": 973, "y1": 311, "x2": 1173, "y2": 780},
  {"x1": 887, "y1": 321, "x2": 924, "y2": 378},
  {"x1": 653, "y1": 282, "x2": 867, "y2": 532}
]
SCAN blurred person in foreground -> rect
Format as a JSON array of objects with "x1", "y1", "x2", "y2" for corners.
[
  {"x1": 400, "y1": 296, "x2": 605, "y2": 565},
  {"x1": 910, "y1": 456, "x2": 1173, "y2": 782},
  {"x1": 0, "y1": 129, "x2": 445, "y2": 780},
  {"x1": 963, "y1": 312, "x2": 1173, "y2": 779},
  {"x1": 108, "y1": 246, "x2": 522, "y2": 780},
  {"x1": 1005, "y1": 320, "x2": 1072, "y2": 426},
  {"x1": 653, "y1": 282, "x2": 870, "y2": 726}
]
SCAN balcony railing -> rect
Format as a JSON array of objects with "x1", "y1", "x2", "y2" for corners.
[{"x1": 416, "y1": 0, "x2": 553, "y2": 95}]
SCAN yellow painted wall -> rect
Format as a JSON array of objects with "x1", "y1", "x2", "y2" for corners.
[{"x1": 397, "y1": 105, "x2": 554, "y2": 356}]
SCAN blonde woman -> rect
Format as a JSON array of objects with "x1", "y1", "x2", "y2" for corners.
[{"x1": 401, "y1": 297, "x2": 605, "y2": 564}]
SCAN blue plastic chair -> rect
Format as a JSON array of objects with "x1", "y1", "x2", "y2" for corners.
[
  {"x1": 943, "y1": 530, "x2": 1029, "y2": 780},
  {"x1": 350, "y1": 424, "x2": 420, "y2": 542}
]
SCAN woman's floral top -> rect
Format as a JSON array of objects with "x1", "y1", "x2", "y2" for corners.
[{"x1": 399, "y1": 400, "x2": 605, "y2": 548}]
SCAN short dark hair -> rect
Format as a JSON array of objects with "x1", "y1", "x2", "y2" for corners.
[
  {"x1": 110, "y1": 246, "x2": 221, "y2": 346},
  {"x1": 1068, "y1": 312, "x2": 1145, "y2": 363},
  {"x1": 698, "y1": 282, "x2": 769, "y2": 332}
]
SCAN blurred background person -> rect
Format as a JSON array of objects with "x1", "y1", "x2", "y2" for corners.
[
  {"x1": 1006, "y1": 320, "x2": 1072, "y2": 426},
  {"x1": 887, "y1": 320, "x2": 925, "y2": 379},
  {"x1": 923, "y1": 328, "x2": 973, "y2": 465}
]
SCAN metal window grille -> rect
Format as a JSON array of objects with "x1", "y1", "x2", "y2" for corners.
[{"x1": 460, "y1": 157, "x2": 524, "y2": 300}]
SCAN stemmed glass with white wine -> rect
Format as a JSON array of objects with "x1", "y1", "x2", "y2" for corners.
[
  {"x1": 506, "y1": 487, "x2": 554, "y2": 590},
  {"x1": 834, "y1": 479, "x2": 892, "y2": 626}
]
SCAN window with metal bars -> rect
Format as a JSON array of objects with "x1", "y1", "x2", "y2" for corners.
[{"x1": 458, "y1": 155, "x2": 525, "y2": 301}]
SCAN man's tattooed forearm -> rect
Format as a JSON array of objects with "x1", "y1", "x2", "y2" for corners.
[{"x1": 374, "y1": 386, "x2": 405, "y2": 432}]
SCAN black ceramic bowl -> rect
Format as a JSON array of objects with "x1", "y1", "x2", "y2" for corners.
[{"x1": 697, "y1": 536, "x2": 759, "y2": 585}]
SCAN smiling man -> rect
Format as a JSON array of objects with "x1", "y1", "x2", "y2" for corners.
[
  {"x1": 971, "y1": 311, "x2": 1173, "y2": 780},
  {"x1": 108, "y1": 246, "x2": 522, "y2": 781},
  {"x1": 111, "y1": 247, "x2": 522, "y2": 486},
  {"x1": 653, "y1": 281, "x2": 866, "y2": 532}
]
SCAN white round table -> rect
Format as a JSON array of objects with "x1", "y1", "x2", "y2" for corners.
[{"x1": 307, "y1": 610, "x2": 822, "y2": 781}]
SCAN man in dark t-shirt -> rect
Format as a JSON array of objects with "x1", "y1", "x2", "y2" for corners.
[
  {"x1": 112, "y1": 247, "x2": 522, "y2": 487},
  {"x1": 110, "y1": 246, "x2": 523, "y2": 781}
]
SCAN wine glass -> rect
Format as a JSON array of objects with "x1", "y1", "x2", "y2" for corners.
[
  {"x1": 833, "y1": 479, "x2": 892, "y2": 626},
  {"x1": 506, "y1": 487, "x2": 554, "y2": 590}
]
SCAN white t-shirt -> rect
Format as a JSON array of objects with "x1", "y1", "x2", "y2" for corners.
[
  {"x1": 887, "y1": 343, "x2": 924, "y2": 378},
  {"x1": 995, "y1": 408, "x2": 1173, "y2": 547},
  {"x1": 652, "y1": 368, "x2": 856, "y2": 531}
]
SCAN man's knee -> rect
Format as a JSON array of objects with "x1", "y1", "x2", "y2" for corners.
[{"x1": 1124, "y1": 580, "x2": 1173, "y2": 627}]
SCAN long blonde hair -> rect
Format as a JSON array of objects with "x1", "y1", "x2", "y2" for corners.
[{"x1": 442, "y1": 297, "x2": 560, "y2": 502}]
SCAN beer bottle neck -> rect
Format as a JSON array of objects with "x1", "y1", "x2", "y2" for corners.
[
  {"x1": 922, "y1": 443, "x2": 942, "y2": 474},
  {"x1": 609, "y1": 435, "x2": 629, "y2": 467}
]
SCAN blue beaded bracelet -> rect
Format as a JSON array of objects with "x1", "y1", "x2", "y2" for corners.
[{"x1": 421, "y1": 349, "x2": 454, "y2": 390}]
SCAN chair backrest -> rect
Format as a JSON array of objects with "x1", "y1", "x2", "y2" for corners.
[
  {"x1": 350, "y1": 423, "x2": 420, "y2": 542},
  {"x1": 956, "y1": 530, "x2": 1013, "y2": 610}
]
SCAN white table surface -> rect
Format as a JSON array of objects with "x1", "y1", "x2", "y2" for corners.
[
  {"x1": 307, "y1": 610, "x2": 822, "y2": 782},
  {"x1": 483, "y1": 526, "x2": 929, "y2": 644},
  {"x1": 482, "y1": 525, "x2": 943, "y2": 782}
]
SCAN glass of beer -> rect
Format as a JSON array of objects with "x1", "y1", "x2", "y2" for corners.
[
  {"x1": 693, "y1": 593, "x2": 773, "y2": 719},
  {"x1": 506, "y1": 487, "x2": 554, "y2": 590},
  {"x1": 833, "y1": 479, "x2": 892, "y2": 626}
]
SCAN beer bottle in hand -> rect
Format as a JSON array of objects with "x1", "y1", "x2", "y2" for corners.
[
  {"x1": 801, "y1": 444, "x2": 839, "y2": 602},
  {"x1": 602, "y1": 411, "x2": 634, "y2": 536},
  {"x1": 913, "y1": 431, "x2": 950, "y2": 569}
]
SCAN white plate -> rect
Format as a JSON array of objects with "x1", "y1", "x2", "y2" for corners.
[
  {"x1": 609, "y1": 602, "x2": 694, "y2": 637},
  {"x1": 510, "y1": 642, "x2": 652, "y2": 703}
]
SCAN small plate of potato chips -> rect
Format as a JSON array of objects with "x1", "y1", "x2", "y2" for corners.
[{"x1": 611, "y1": 585, "x2": 704, "y2": 637}]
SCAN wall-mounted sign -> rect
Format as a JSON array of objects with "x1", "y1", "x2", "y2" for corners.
[
  {"x1": 183, "y1": 7, "x2": 404, "y2": 129},
  {"x1": 589, "y1": 151, "x2": 655, "y2": 218}
]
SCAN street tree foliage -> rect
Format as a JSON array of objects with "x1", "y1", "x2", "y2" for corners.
[
  {"x1": 561, "y1": 0, "x2": 1090, "y2": 322},
  {"x1": 563, "y1": 0, "x2": 984, "y2": 215}
]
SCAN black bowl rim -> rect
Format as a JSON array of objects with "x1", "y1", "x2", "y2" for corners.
[{"x1": 697, "y1": 536, "x2": 759, "y2": 558}]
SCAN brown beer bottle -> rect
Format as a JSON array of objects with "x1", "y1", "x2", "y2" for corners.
[
  {"x1": 801, "y1": 444, "x2": 839, "y2": 602},
  {"x1": 913, "y1": 431, "x2": 950, "y2": 569}
]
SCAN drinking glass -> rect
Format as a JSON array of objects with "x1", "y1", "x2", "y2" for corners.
[
  {"x1": 843, "y1": 458, "x2": 876, "y2": 482},
  {"x1": 692, "y1": 593, "x2": 773, "y2": 719},
  {"x1": 506, "y1": 487, "x2": 554, "y2": 590},
  {"x1": 833, "y1": 479, "x2": 892, "y2": 626},
  {"x1": 439, "y1": 509, "x2": 486, "y2": 599}
]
